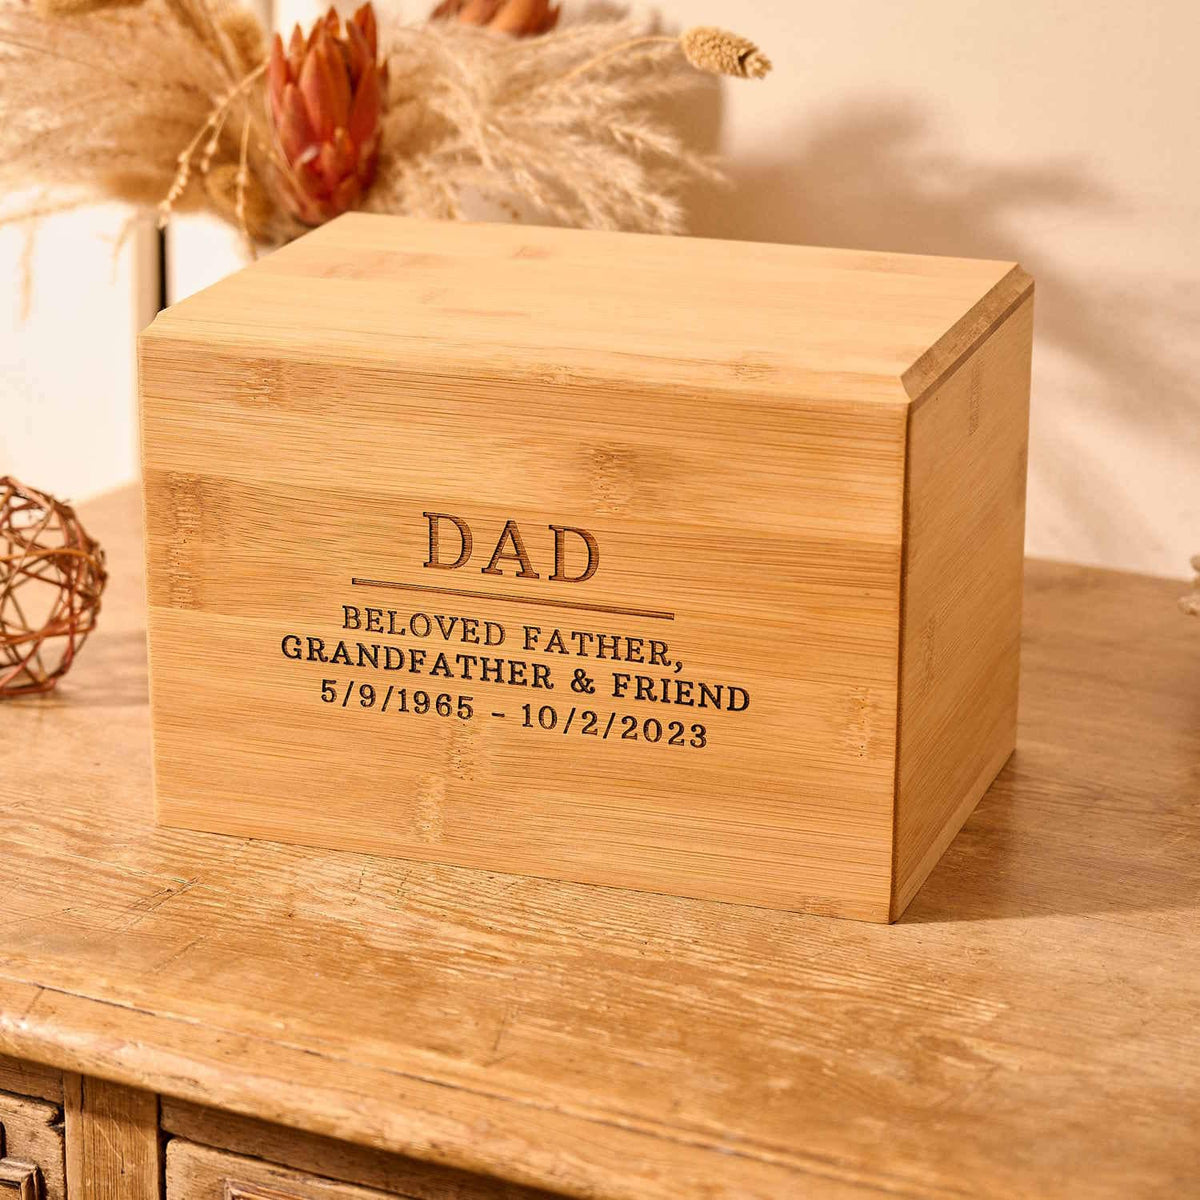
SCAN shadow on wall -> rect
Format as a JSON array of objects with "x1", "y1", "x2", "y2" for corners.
[{"x1": 680, "y1": 97, "x2": 1200, "y2": 573}]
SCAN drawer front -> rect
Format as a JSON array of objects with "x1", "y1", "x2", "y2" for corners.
[
  {"x1": 162, "y1": 1104, "x2": 555, "y2": 1200},
  {"x1": 0, "y1": 1090, "x2": 65, "y2": 1200},
  {"x1": 167, "y1": 1141, "x2": 407, "y2": 1200},
  {"x1": 0, "y1": 1159, "x2": 38, "y2": 1199},
  {"x1": 0, "y1": 1060, "x2": 60, "y2": 1107}
]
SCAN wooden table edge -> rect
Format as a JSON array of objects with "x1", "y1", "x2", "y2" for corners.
[{"x1": 0, "y1": 975, "x2": 907, "y2": 1200}]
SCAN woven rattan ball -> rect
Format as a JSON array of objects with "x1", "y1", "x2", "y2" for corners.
[{"x1": 0, "y1": 476, "x2": 107, "y2": 697}]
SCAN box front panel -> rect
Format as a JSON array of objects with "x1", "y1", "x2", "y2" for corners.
[{"x1": 142, "y1": 344, "x2": 906, "y2": 917}]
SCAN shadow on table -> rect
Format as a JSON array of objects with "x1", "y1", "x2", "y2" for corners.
[
  {"x1": 900, "y1": 566, "x2": 1200, "y2": 926},
  {"x1": 35, "y1": 629, "x2": 150, "y2": 709}
]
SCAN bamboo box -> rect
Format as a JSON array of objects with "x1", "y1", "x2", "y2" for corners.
[{"x1": 139, "y1": 214, "x2": 1034, "y2": 921}]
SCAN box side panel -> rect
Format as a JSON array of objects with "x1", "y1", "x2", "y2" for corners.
[
  {"x1": 892, "y1": 296, "x2": 1034, "y2": 918},
  {"x1": 140, "y1": 333, "x2": 907, "y2": 920}
]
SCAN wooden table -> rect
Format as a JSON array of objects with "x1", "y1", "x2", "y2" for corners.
[{"x1": 1, "y1": 485, "x2": 1197, "y2": 1200}]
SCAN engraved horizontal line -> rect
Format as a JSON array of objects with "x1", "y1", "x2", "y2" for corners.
[{"x1": 350, "y1": 578, "x2": 675, "y2": 621}]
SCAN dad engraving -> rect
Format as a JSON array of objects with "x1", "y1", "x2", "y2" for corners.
[{"x1": 423, "y1": 512, "x2": 599, "y2": 583}]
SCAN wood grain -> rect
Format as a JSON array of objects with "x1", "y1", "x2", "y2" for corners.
[
  {"x1": 0, "y1": 1091, "x2": 64, "y2": 1200},
  {"x1": 64, "y1": 1075, "x2": 161, "y2": 1200},
  {"x1": 0, "y1": 485, "x2": 1198, "y2": 1199},
  {"x1": 892, "y1": 294, "x2": 1034, "y2": 915},
  {"x1": 146, "y1": 213, "x2": 1024, "y2": 407},
  {"x1": 139, "y1": 214, "x2": 1032, "y2": 920}
]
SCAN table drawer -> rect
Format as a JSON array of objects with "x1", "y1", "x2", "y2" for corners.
[
  {"x1": 0, "y1": 1090, "x2": 65, "y2": 1200},
  {"x1": 161, "y1": 1103, "x2": 558, "y2": 1200},
  {"x1": 167, "y1": 1140, "x2": 403, "y2": 1200}
]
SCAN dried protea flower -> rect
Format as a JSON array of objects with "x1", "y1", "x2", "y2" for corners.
[
  {"x1": 267, "y1": 4, "x2": 386, "y2": 225},
  {"x1": 430, "y1": 0, "x2": 559, "y2": 37}
]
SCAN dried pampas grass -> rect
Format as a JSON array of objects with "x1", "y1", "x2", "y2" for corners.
[
  {"x1": 368, "y1": 17, "x2": 736, "y2": 234},
  {"x1": 0, "y1": 0, "x2": 771, "y2": 251},
  {"x1": 32, "y1": 0, "x2": 142, "y2": 14},
  {"x1": 218, "y1": 5, "x2": 267, "y2": 75},
  {"x1": 0, "y1": 0, "x2": 291, "y2": 242}
]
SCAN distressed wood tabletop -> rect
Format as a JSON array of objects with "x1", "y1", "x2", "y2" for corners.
[{"x1": 1, "y1": 484, "x2": 1197, "y2": 1200}]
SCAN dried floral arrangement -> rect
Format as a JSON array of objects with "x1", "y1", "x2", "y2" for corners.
[
  {"x1": 1182, "y1": 555, "x2": 1200, "y2": 616},
  {"x1": 0, "y1": 0, "x2": 771, "y2": 251}
]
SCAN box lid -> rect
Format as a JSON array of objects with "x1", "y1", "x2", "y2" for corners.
[{"x1": 146, "y1": 214, "x2": 1031, "y2": 406}]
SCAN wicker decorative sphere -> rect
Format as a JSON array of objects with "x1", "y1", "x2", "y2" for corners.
[{"x1": 0, "y1": 476, "x2": 107, "y2": 697}]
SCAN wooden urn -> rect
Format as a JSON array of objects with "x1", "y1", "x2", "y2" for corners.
[{"x1": 139, "y1": 214, "x2": 1033, "y2": 921}]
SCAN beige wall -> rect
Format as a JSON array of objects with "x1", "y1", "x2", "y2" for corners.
[
  {"x1": 0, "y1": 209, "x2": 157, "y2": 503},
  {"x1": 670, "y1": 0, "x2": 1199, "y2": 577},
  {"x1": 4, "y1": 0, "x2": 1196, "y2": 577}
]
